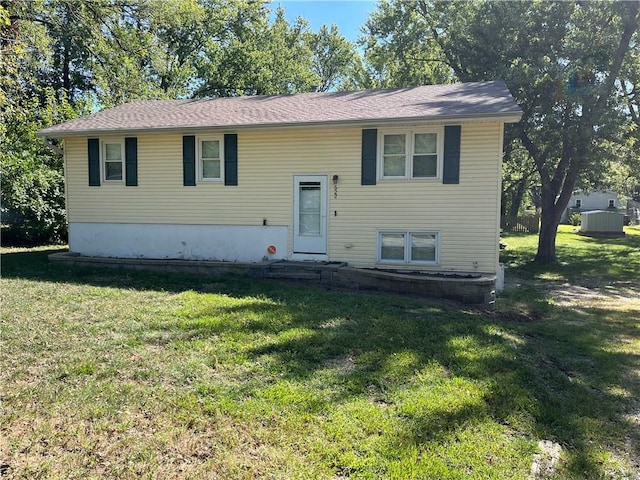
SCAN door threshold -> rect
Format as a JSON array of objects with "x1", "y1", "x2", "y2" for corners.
[{"x1": 291, "y1": 253, "x2": 328, "y2": 261}]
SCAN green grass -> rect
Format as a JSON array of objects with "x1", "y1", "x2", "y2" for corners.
[
  {"x1": 1, "y1": 237, "x2": 638, "y2": 479},
  {"x1": 501, "y1": 225, "x2": 640, "y2": 284}
]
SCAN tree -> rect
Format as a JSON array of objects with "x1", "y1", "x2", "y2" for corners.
[
  {"x1": 1, "y1": 2, "x2": 81, "y2": 243},
  {"x1": 600, "y1": 121, "x2": 640, "y2": 200},
  {"x1": 195, "y1": 6, "x2": 363, "y2": 96},
  {"x1": 615, "y1": 42, "x2": 640, "y2": 199},
  {"x1": 501, "y1": 143, "x2": 537, "y2": 217},
  {"x1": 310, "y1": 24, "x2": 361, "y2": 92},
  {"x1": 362, "y1": 0, "x2": 640, "y2": 263},
  {"x1": 195, "y1": 5, "x2": 316, "y2": 96}
]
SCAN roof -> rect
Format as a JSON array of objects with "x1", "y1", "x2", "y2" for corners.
[{"x1": 38, "y1": 81, "x2": 522, "y2": 138}]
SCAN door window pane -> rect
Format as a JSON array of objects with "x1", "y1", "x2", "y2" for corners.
[
  {"x1": 299, "y1": 183, "x2": 321, "y2": 236},
  {"x1": 380, "y1": 233, "x2": 405, "y2": 261},
  {"x1": 411, "y1": 234, "x2": 437, "y2": 262}
]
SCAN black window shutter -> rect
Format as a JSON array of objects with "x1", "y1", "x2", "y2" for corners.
[
  {"x1": 224, "y1": 134, "x2": 238, "y2": 186},
  {"x1": 125, "y1": 137, "x2": 138, "y2": 186},
  {"x1": 443, "y1": 125, "x2": 461, "y2": 184},
  {"x1": 361, "y1": 128, "x2": 377, "y2": 185},
  {"x1": 183, "y1": 135, "x2": 196, "y2": 186},
  {"x1": 88, "y1": 138, "x2": 100, "y2": 186}
]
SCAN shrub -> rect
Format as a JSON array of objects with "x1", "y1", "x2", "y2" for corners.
[
  {"x1": 1, "y1": 89, "x2": 76, "y2": 245},
  {"x1": 569, "y1": 212, "x2": 582, "y2": 226},
  {"x1": 1, "y1": 161, "x2": 67, "y2": 245}
]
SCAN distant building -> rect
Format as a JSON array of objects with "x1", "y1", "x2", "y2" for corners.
[{"x1": 561, "y1": 190, "x2": 623, "y2": 223}]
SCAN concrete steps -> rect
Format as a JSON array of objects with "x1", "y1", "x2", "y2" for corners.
[{"x1": 263, "y1": 260, "x2": 346, "y2": 280}]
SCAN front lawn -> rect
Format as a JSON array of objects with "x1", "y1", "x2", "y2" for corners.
[{"x1": 1, "y1": 231, "x2": 638, "y2": 479}]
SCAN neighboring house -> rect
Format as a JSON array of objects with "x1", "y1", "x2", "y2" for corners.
[
  {"x1": 561, "y1": 190, "x2": 622, "y2": 223},
  {"x1": 38, "y1": 81, "x2": 522, "y2": 279}
]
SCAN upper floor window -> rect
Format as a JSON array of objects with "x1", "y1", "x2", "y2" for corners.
[
  {"x1": 380, "y1": 128, "x2": 443, "y2": 180},
  {"x1": 608, "y1": 199, "x2": 615, "y2": 208},
  {"x1": 102, "y1": 141, "x2": 124, "y2": 182},
  {"x1": 575, "y1": 199, "x2": 582, "y2": 208},
  {"x1": 198, "y1": 137, "x2": 223, "y2": 181}
]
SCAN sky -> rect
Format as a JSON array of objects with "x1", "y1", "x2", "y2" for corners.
[{"x1": 272, "y1": 1, "x2": 378, "y2": 42}]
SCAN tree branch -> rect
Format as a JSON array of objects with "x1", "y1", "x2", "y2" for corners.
[
  {"x1": 518, "y1": 128, "x2": 549, "y2": 185},
  {"x1": 594, "y1": 1, "x2": 639, "y2": 114}
]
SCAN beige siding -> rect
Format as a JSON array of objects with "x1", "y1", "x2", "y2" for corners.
[{"x1": 65, "y1": 121, "x2": 502, "y2": 273}]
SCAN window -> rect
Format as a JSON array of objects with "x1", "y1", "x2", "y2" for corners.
[
  {"x1": 102, "y1": 141, "x2": 124, "y2": 182},
  {"x1": 380, "y1": 129, "x2": 443, "y2": 180},
  {"x1": 379, "y1": 231, "x2": 439, "y2": 264},
  {"x1": 575, "y1": 199, "x2": 582, "y2": 208},
  {"x1": 413, "y1": 133, "x2": 438, "y2": 177},
  {"x1": 608, "y1": 199, "x2": 615, "y2": 208},
  {"x1": 198, "y1": 137, "x2": 223, "y2": 181},
  {"x1": 380, "y1": 233, "x2": 406, "y2": 261},
  {"x1": 382, "y1": 134, "x2": 406, "y2": 177}
]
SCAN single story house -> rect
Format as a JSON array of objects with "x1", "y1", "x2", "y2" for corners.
[
  {"x1": 38, "y1": 81, "x2": 522, "y2": 282},
  {"x1": 561, "y1": 189, "x2": 622, "y2": 223}
]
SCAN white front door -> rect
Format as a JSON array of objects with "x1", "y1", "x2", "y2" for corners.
[{"x1": 293, "y1": 175, "x2": 328, "y2": 254}]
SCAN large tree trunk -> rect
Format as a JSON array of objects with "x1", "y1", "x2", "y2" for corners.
[
  {"x1": 535, "y1": 178, "x2": 574, "y2": 264},
  {"x1": 536, "y1": 217, "x2": 558, "y2": 264},
  {"x1": 535, "y1": 207, "x2": 561, "y2": 264}
]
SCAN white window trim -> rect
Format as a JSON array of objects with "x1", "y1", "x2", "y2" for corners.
[
  {"x1": 197, "y1": 135, "x2": 224, "y2": 182},
  {"x1": 101, "y1": 139, "x2": 125, "y2": 183},
  {"x1": 378, "y1": 127, "x2": 444, "y2": 181},
  {"x1": 377, "y1": 230, "x2": 440, "y2": 265},
  {"x1": 575, "y1": 199, "x2": 582, "y2": 208},
  {"x1": 608, "y1": 199, "x2": 616, "y2": 208}
]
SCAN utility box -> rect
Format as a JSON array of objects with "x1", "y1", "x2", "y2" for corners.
[{"x1": 580, "y1": 210, "x2": 625, "y2": 236}]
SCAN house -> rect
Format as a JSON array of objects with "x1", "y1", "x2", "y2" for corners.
[
  {"x1": 561, "y1": 190, "x2": 623, "y2": 223},
  {"x1": 38, "y1": 81, "x2": 522, "y2": 287}
]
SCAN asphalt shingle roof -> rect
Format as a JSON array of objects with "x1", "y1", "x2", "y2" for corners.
[{"x1": 38, "y1": 81, "x2": 521, "y2": 137}]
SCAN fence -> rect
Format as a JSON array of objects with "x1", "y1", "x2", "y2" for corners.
[
  {"x1": 628, "y1": 200, "x2": 640, "y2": 226},
  {"x1": 500, "y1": 214, "x2": 540, "y2": 233}
]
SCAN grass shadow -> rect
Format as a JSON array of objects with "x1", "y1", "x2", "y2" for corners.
[
  {"x1": 501, "y1": 227, "x2": 640, "y2": 285},
  {"x1": 172, "y1": 277, "x2": 640, "y2": 476},
  {"x1": 2, "y1": 247, "x2": 639, "y2": 477}
]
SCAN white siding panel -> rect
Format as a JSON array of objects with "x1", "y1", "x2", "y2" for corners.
[
  {"x1": 64, "y1": 122, "x2": 502, "y2": 273},
  {"x1": 69, "y1": 223, "x2": 288, "y2": 261}
]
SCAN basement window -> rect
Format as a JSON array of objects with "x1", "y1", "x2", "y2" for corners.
[{"x1": 378, "y1": 231, "x2": 439, "y2": 265}]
